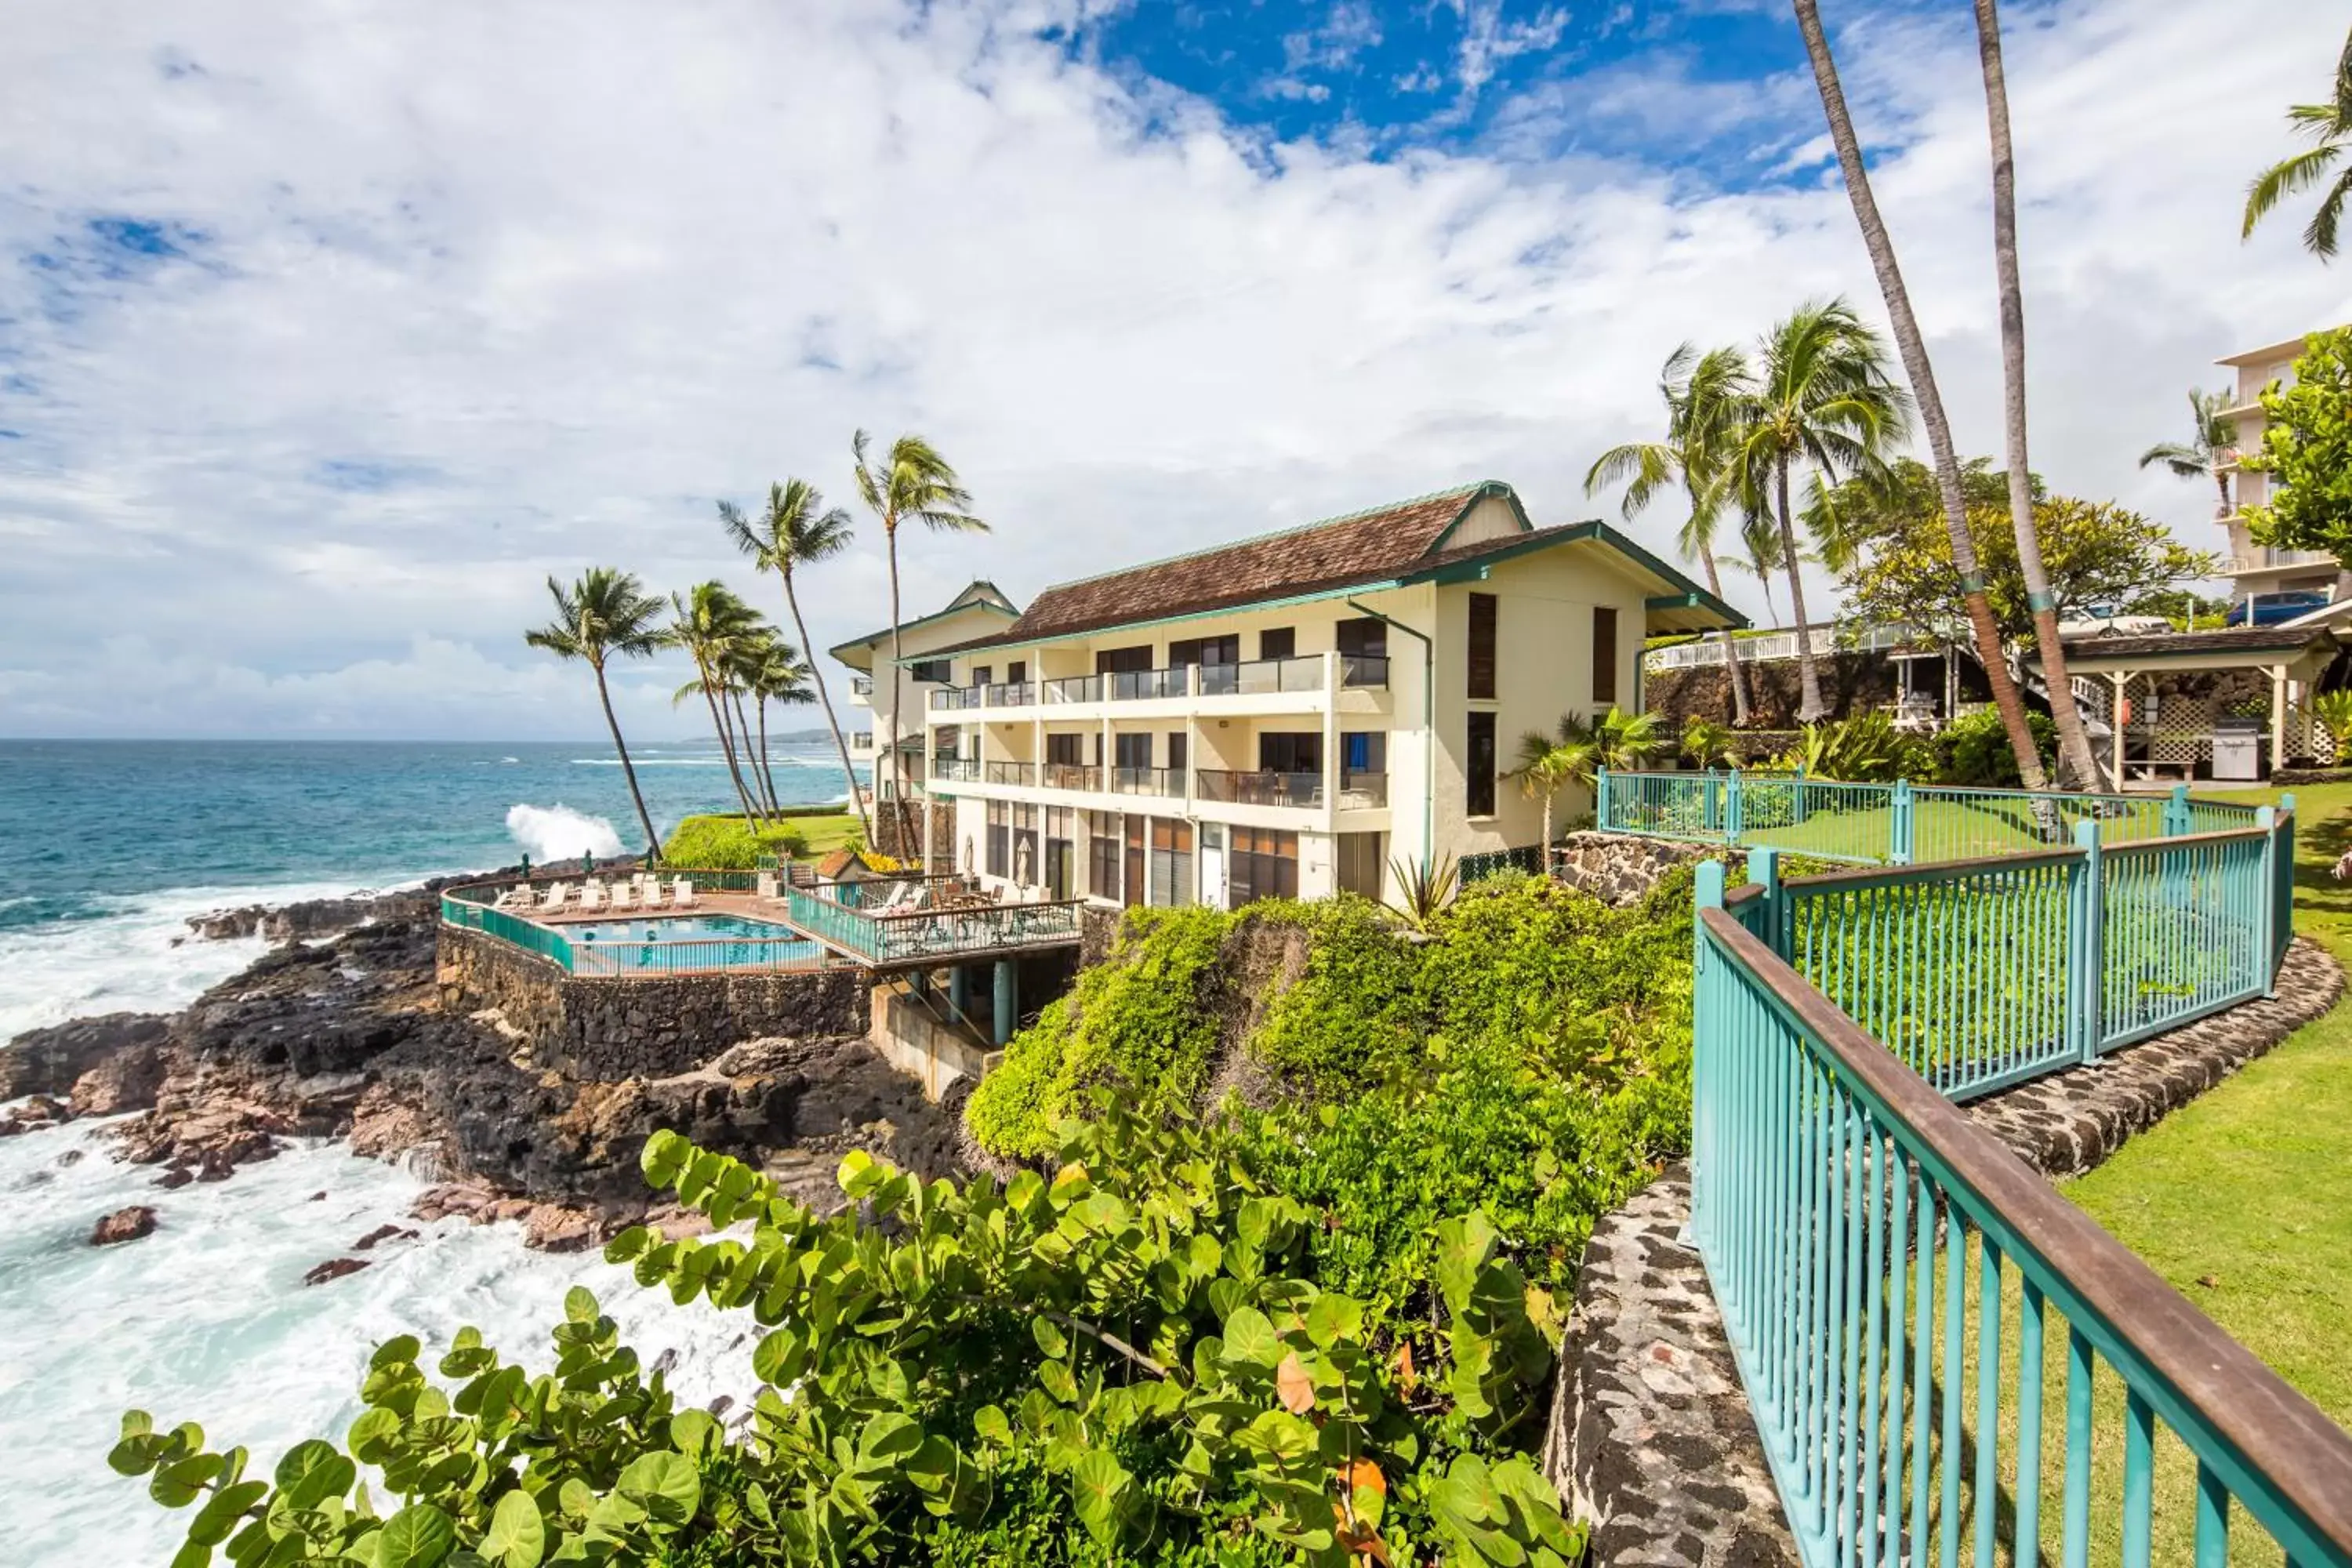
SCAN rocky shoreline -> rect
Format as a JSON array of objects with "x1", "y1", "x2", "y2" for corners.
[{"x1": 1, "y1": 865, "x2": 968, "y2": 1273}]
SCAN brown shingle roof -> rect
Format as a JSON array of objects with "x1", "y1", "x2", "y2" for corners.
[
  {"x1": 951, "y1": 482, "x2": 1504, "y2": 650},
  {"x1": 2040, "y1": 626, "x2": 2337, "y2": 664}
]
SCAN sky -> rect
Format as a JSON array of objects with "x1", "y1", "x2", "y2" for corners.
[{"x1": 2, "y1": 0, "x2": 2348, "y2": 740}]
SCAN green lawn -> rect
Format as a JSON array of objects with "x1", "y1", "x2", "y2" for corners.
[{"x1": 659, "y1": 810, "x2": 860, "y2": 868}]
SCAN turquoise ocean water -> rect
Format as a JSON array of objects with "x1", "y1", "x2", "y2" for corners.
[{"x1": 0, "y1": 738, "x2": 858, "y2": 1563}]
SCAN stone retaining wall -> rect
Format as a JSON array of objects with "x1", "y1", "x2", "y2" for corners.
[
  {"x1": 1550, "y1": 830, "x2": 1728, "y2": 907},
  {"x1": 1548, "y1": 936, "x2": 2345, "y2": 1564},
  {"x1": 437, "y1": 926, "x2": 869, "y2": 1079}
]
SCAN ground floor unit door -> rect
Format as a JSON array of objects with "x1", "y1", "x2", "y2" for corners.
[{"x1": 1199, "y1": 822, "x2": 1228, "y2": 909}]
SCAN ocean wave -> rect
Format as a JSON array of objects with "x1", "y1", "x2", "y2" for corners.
[
  {"x1": 0, "y1": 1126, "x2": 746, "y2": 1566},
  {"x1": 506, "y1": 804, "x2": 622, "y2": 862}
]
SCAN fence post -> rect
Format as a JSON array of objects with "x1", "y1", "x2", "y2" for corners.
[
  {"x1": 1890, "y1": 779, "x2": 1915, "y2": 866},
  {"x1": 2277, "y1": 793, "x2": 2298, "y2": 982},
  {"x1": 2165, "y1": 783, "x2": 2191, "y2": 837},
  {"x1": 1595, "y1": 766, "x2": 1612, "y2": 832},
  {"x1": 2257, "y1": 804, "x2": 2280, "y2": 999},
  {"x1": 2068, "y1": 818, "x2": 2103, "y2": 1063},
  {"x1": 1792, "y1": 764, "x2": 1809, "y2": 826},
  {"x1": 1746, "y1": 846, "x2": 1784, "y2": 959},
  {"x1": 1702, "y1": 768, "x2": 1721, "y2": 834},
  {"x1": 1726, "y1": 769, "x2": 1744, "y2": 847}
]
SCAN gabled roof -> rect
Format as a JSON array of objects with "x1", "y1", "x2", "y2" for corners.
[
  {"x1": 915, "y1": 481, "x2": 1743, "y2": 658},
  {"x1": 828, "y1": 580, "x2": 1018, "y2": 662}
]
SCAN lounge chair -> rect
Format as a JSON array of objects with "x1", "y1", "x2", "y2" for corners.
[
  {"x1": 671, "y1": 878, "x2": 697, "y2": 909},
  {"x1": 493, "y1": 886, "x2": 532, "y2": 911},
  {"x1": 579, "y1": 880, "x2": 607, "y2": 913},
  {"x1": 612, "y1": 881, "x2": 638, "y2": 912},
  {"x1": 757, "y1": 872, "x2": 779, "y2": 900},
  {"x1": 536, "y1": 882, "x2": 567, "y2": 912}
]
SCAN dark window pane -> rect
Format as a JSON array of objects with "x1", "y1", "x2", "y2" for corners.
[
  {"x1": 1097, "y1": 645, "x2": 1153, "y2": 674},
  {"x1": 1337, "y1": 617, "x2": 1388, "y2": 659},
  {"x1": 1592, "y1": 605, "x2": 1618, "y2": 706},
  {"x1": 1468, "y1": 593, "x2": 1497, "y2": 701},
  {"x1": 1260, "y1": 627, "x2": 1296, "y2": 660},
  {"x1": 1167, "y1": 733, "x2": 1187, "y2": 771},
  {"x1": 1468, "y1": 711, "x2": 1497, "y2": 817}
]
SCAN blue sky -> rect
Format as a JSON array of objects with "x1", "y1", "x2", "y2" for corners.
[{"x1": 0, "y1": 1, "x2": 2346, "y2": 739}]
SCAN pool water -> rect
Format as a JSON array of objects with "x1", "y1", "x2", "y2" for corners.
[
  {"x1": 565, "y1": 914, "x2": 800, "y2": 944},
  {"x1": 557, "y1": 913, "x2": 822, "y2": 974}
]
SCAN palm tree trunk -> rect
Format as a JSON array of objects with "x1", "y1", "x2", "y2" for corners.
[
  {"x1": 1777, "y1": 457, "x2": 1828, "y2": 722},
  {"x1": 1976, "y1": 0, "x2": 2100, "y2": 790},
  {"x1": 1541, "y1": 789, "x2": 1554, "y2": 854},
  {"x1": 1792, "y1": 0, "x2": 2049, "y2": 792},
  {"x1": 885, "y1": 522, "x2": 913, "y2": 861},
  {"x1": 753, "y1": 695, "x2": 780, "y2": 812},
  {"x1": 1698, "y1": 545, "x2": 1753, "y2": 724},
  {"x1": 782, "y1": 575, "x2": 874, "y2": 842},
  {"x1": 700, "y1": 670, "x2": 761, "y2": 824},
  {"x1": 591, "y1": 660, "x2": 662, "y2": 862},
  {"x1": 733, "y1": 687, "x2": 775, "y2": 812}
]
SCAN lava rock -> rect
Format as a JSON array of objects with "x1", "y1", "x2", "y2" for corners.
[
  {"x1": 351, "y1": 1223, "x2": 417, "y2": 1250},
  {"x1": 90, "y1": 1206, "x2": 158, "y2": 1247},
  {"x1": 303, "y1": 1258, "x2": 371, "y2": 1287},
  {"x1": 1, "y1": 1014, "x2": 169, "y2": 1099}
]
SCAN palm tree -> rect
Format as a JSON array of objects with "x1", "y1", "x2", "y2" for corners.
[
  {"x1": 2139, "y1": 390, "x2": 2239, "y2": 518},
  {"x1": 1508, "y1": 729, "x2": 1589, "y2": 853},
  {"x1": 744, "y1": 635, "x2": 815, "y2": 814},
  {"x1": 1680, "y1": 719, "x2": 1737, "y2": 770},
  {"x1": 1973, "y1": 0, "x2": 2100, "y2": 790},
  {"x1": 524, "y1": 569, "x2": 666, "y2": 859},
  {"x1": 1725, "y1": 299, "x2": 1909, "y2": 723},
  {"x1": 1791, "y1": 0, "x2": 2054, "y2": 792},
  {"x1": 2242, "y1": 25, "x2": 2352, "y2": 260},
  {"x1": 668, "y1": 582, "x2": 768, "y2": 825},
  {"x1": 851, "y1": 430, "x2": 988, "y2": 852},
  {"x1": 720, "y1": 481, "x2": 872, "y2": 841},
  {"x1": 1588, "y1": 343, "x2": 1758, "y2": 724},
  {"x1": 1727, "y1": 509, "x2": 1786, "y2": 628}
]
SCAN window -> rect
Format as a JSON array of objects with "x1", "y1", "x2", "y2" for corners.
[
  {"x1": 1046, "y1": 732, "x2": 1083, "y2": 765},
  {"x1": 934, "y1": 724, "x2": 964, "y2": 760},
  {"x1": 1229, "y1": 827, "x2": 1298, "y2": 906},
  {"x1": 1592, "y1": 606, "x2": 1618, "y2": 706},
  {"x1": 1149, "y1": 818, "x2": 1195, "y2": 906},
  {"x1": 1007, "y1": 660, "x2": 1027, "y2": 683},
  {"x1": 1336, "y1": 832, "x2": 1383, "y2": 898},
  {"x1": 1467, "y1": 593, "x2": 1497, "y2": 700},
  {"x1": 1114, "y1": 732, "x2": 1153, "y2": 770},
  {"x1": 971, "y1": 665, "x2": 993, "y2": 686},
  {"x1": 1044, "y1": 807, "x2": 1074, "y2": 900},
  {"x1": 1012, "y1": 802, "x2": 1040, "y2": 887},
  {"x1": 1467, "y1": 711, "x2": 1497, "y2": 817},
  {"x1": 1088, "y1": 811, "x2": 1123, "y2": 901},
  {"x1": 1123, "y1": 815, "x2": 1146, "y2": 907},
  {"x1": 1167, "y1": 732, "x2": 1188, "y2": 772},
  {"x1": 909, "y1": 659, "x2": 952, "y2": 684},
  {"x1": 986, "y1": 800, "x2": 1011, "y2": 878},
  {"x1": 1341, "y1": 731, "x2": 1387, "y2": 772},
  {"x1": 1167, "y1": 634, "x2": 1240, "y2": 667},
  {"x1": 1096, "y1": 645, "x2": 1154, "y2": 674},
  {"x1": 1336, "y1": 618, "x2": 1388, "y2": 659},
  {"x1": 1259, "y1": 627, "x2": 1296, "y2": 660},
  {"x1": 1258, "y1": 732, "x2": 1323, "y2": 774}
]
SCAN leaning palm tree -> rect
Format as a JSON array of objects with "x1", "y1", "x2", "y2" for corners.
[
  {"x1": 2139, "y1": 390, "x2": 2239, "y2": 518},
  {"x1": 2242, "y1": 25, "x2": 2352, "y2": 260},
  {"x1": 1973, "y1": 0, "x2": 2100, "y2": 789},
  {"x1": 1587, "y1": 343, "x2": 1758, "y2": 724},
  {"x1": 720, "y1": 481, "x2": 872, "y2": 841},
  {"x1": 1508, "y1": 729, "x2": 1591, "y2": 853},
  {"x1": 851, "y1": 430, "x2": 988, "y2": 848},
  {"x1": 668, "y1": 582, "x2": 768, "y2": 825},
  {"x1": 1724, "y1": 298, "x2": 1909, "y2": 723},
  {"x1": 524, "y1": 568, "x2": 667, "y2": 860},
  {"x1": 744, "y1": 635, "x2": 815, "y2": 814},
  {"x1": 1791, "y1": 0, "x2": 2054, "y2": 792}
]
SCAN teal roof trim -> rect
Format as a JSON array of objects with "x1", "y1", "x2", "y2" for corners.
[{"x1": 828, "y1": 590, "x2": 1019, "y2": 661}]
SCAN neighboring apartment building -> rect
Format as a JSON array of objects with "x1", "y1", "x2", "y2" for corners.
[
  {"x1": 2216, "y1": 332, "x2": 2339, "y2": 620},
  {"x1": 830, "y1": 581, "x2": 1021, "y2": 820},
  {"x1": 909, "y1": 480, "x2": 1741, "y2": 909}
]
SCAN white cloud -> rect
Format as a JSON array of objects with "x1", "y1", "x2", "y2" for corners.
[{"x1": 0, "y1": 0, "x2": 2345, "y2": 738}]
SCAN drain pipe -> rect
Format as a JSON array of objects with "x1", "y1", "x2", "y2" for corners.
[{"x1": 1344, "y1": 598, "x2": 1436, "y2": 873}]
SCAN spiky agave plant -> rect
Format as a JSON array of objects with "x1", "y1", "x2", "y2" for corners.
[{"x1": 1385, "y1": 852, "x2": 1460, "y2": 933}]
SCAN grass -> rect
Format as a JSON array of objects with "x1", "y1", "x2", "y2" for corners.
[{"x1": 659, "y1": 810, "x2": 860, "y2": 869}]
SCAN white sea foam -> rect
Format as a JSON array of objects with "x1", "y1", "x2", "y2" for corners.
[
  {"x1": 0, "y1": 880, "x2": 388, "y2": 1040},
  {"x1": 504, "y1": 803, "x2": 622, "y2": 862},
  {"x1": 0, "y1": 1123, "x2": 750, "y2": 1566}
]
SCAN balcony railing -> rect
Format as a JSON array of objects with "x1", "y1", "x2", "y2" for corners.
[
  {"x1": 984, "y1": 681, "x2": 1037, "y2": 708},
  {"x1": 1043, "y1": 674, "x2": 1101, "y2": 704},
  {"x1": 1339, "y1": 770, "x2": 1388, "y2": 808},
  {"x1": 1105, "y1": 667, "x2": 1187, "y2": 702},
  {"x1": 1339, "y1": 654, "x2": 1389, "y2": 689},
  {"x1": 1196, "y1": 655, "x2": 1323, "y2": 696},
  {"x1": 1042, "y1": 762, "x2": 1101, "y2": 792},
  {"x1": 850, "y1": 674, "x2": 873, "y2": 699},
  {"x1": 929, "y1": 685, "x2": 985, "y2": 712},
  {"x1": 783, "y1": 877, "x2": 1081, "y2": 964},
  {"x1": 850, "y1": 731, "x2": 873, "y2": 750},
  {"x1": 930, "y1": 757, "x2": 979, "y2": 782},
  {"x1": 1195, "y1": 768, "x2": 1322, "y2": 808},
  {"x1": 985, "y1": 760, "x2": 1036, "y2": 786},
  {"x1": 1109, "y1": 765, "x2": 1181, "y2": 797}
]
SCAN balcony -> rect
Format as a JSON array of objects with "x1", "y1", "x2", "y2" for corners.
[
  {"x1": 985, "y1": 760, "x2": 1036, "y2": 786},
  {"x1": 850, "y1": 674, "x2": 873, "y2": 701},
  {"x1": 783, "y1": 877, "x2": 1081, "y2": 966},
  {"x1": 1195, "y1": 768, "x2": 1323, "y2": 808},
  {"x1": 1109, "y1": 765, "x2": 1181, "y2": 797},
  {"x1": 1196, "y1": 655, "x2": 1323, "y2": 697},
  {"x1": 984, "y1": 681, "x2": 1037, "y2": 709},
  {"x1": 1340, "y1": 770, "x2": 1388, "y2": 808},
  {"x1": 1042, "y1": 762, "x2": 1101, "y2": 791},
  {"x1": 1340, "y1": 655, "x2": 1389, "y2": 689},
  {"x1": 2220, "y1": 547, "x2": 2337, "y2": 574},
  {"x1": 930, "y1": 685, "x2": 985, "y2": 712},
  {"x1": 931, "y1": 757, "x2": 980, "y2": 783},
  {"x1": 850, "y1": 731, "x2": 874, "y2": 750}
]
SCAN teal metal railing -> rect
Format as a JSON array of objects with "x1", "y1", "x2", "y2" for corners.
[
  {"x1": 1690, "y1": 878, "x2": 2352, "y2": 1567},
  {"x1": 1598, "y1": 769, "x2": 2263, "y2": 867},
  {"x1": 782, "y1": 880, "x2": 1084, "y2": 965},
  {"x1": 439, "y1": 877, "x2": 844, "y2": 977},
  {"x1": 438, "y1": 891, "x2": 577, "y2": 971}
]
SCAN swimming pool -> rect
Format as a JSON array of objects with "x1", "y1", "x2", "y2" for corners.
[{"x1": 558, "y1": 913, "x2": 824, "y2": 975}]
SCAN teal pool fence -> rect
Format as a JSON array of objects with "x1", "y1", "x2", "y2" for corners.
[
  {"x1": 1686, "y1": 802, "x2": 2352, "y2": 1564},
  {"x1": 1597, "y1": 768, "x2": 2264, "y2": 867},
  {"x1": 438, "y1": 880, "x2": 837, "y2": 977},
  {"x1": 783, "y1": 880, "x2": 1083, "y2": 966}
]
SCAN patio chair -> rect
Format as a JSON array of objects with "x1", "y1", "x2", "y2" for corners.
[
  {"x1": 493, "y1": 886, "x2": 532, "y2": 911},
  {"x1": 579, "y1": 880, "x2": 608, "y2": 913},
  {"x1": 612, "y1": 881, "x2": 639, "y2": 912},
  {"x1": 672, "y1": 878, "x2": 697, "y2": 909},
  {"x1": 536, "y1": 882, "x2": 568, "y2": 912},
  {"x1": 757, "y1": 872, "x2": 780, "y2": 900}
]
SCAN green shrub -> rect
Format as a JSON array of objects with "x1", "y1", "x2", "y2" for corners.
[
  {"x1": 660, "y1": 813, "x2": 810, "y2": 869},
  {"x1": 1933, "y1": 706, "x2": 2058, "y2": 788}
]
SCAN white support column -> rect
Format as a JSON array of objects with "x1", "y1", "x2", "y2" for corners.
[
  {"x1": 1321, "y1": 650, "x2": 1341, "y2": 831},
  {"x1": 2110, "y1": 670, "x2": 2128, "y2": 792},
  {"x1": 2271, "y1": 663, "x2": 2289, "y2": 772}
]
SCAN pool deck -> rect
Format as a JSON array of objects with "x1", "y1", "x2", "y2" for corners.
[
  {"x1": 498, "y1": 887, "x2": 1084, "y2": 972},
  {"x1": 527, "y1": 891, "x2": 793, "y2": 926}
]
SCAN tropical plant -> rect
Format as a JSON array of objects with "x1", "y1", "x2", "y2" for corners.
[
  {"x1": 1385, "y1": 851, "x2": 1460, "y2": 932},
  {"x1": 118, "y1": 1106, "x2": 1583, "y2": 1568},
  {"x1": 1971, "y1": 0, "x2": 2100, "y2": 789},
  {"x1": 1588, "y1": 343, "x2": 1759, "y2": 722},
  {"x1": 2139, "y1": 390, "x2": 2240, "y2": 518},
  {"x1": 852, "y1": 431, "x2": 988, "y2": 844},
  {"x1": 1776, "y1": 711, "x2": 1918, "y2": 784},
  {"x1": 1556, "y1": 706, "x2": 1667, "y2": 782},
  {"x1": 2310, "y1": 688, "x2": 2352, "y2": 750},
  {"x1": 1679, "y1": 719, "x2": 1737, "y2": 770},
  {"x1": 1790, "y1": 0, "x2": 2056, "y2": 793},
  {"x1": 1936, "y1": 705, "x2": 2058, "y2": 789},
  {"x1": 1506, "y1": 729, "x2": 1588, "y2": 851},
  {"x1": 668, "y1": 582, "x2": 771, "y2": 824},
  {"x1": 1722, "y1": 297, "x2": 1909, "y2": 723},
  {"x1": 2241, "y1": 328, "x2": 2352, "y2": 568},
  {"x1": 524, "y1": 568, "x2": 668, "y2": 858},
  {"x1": 2241, "y1": 25, "x2": 2352, "y2": 260},
  {"x1": 721, "y1": 481, "x2": 873, "y2": 842}
]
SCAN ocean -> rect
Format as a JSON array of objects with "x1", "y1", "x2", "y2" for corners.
[{"x1": 0, "y1": 738, "x2": 861, "y2": 1563}]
